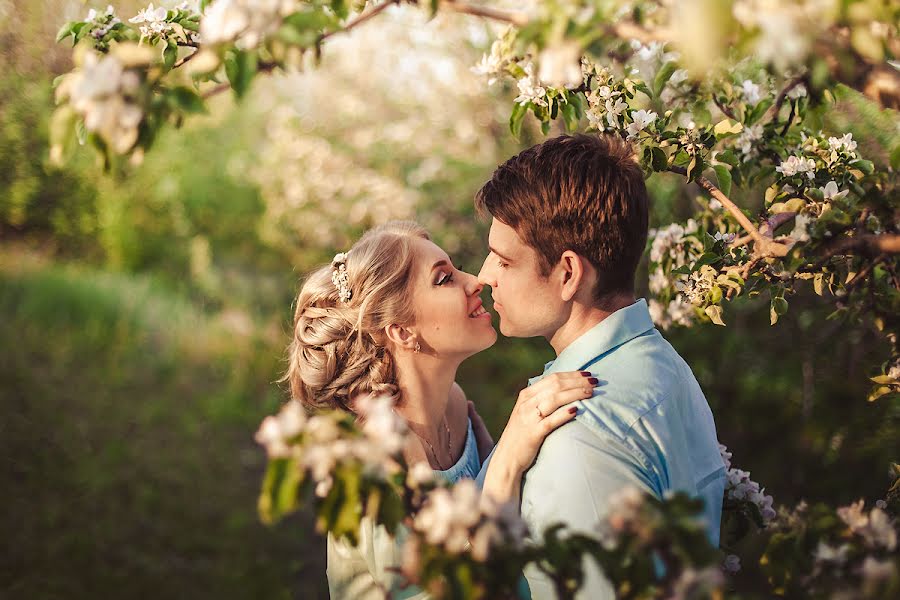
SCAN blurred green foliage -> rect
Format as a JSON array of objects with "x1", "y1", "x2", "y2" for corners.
[{"x1": 1, "y1": 0, "x2": 897, "y2": 597}]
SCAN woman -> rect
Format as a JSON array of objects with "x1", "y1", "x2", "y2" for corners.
[{"x1": 283, "y1": 221, "x2": 597, "y2": 598}]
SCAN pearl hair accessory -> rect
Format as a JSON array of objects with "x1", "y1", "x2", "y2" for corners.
[{"x1": 331, "y1": 252, "x2": 352, "y2": 303}]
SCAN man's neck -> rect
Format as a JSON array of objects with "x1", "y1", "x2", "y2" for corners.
[{"x1": 548, "y1": 294, "x2": 636, "y2": 356}]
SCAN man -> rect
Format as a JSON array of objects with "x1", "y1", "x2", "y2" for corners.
[{"x1": 474, "y1": 134, "x2": 725, "y2": 598}]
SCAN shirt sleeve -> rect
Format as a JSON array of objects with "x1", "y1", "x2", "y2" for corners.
[{"x1": 520, "y1": 420, "x2": 659, "y2": 600}]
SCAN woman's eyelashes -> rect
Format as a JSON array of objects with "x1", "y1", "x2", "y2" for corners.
[{"x1": 435, "y1": 270, "x2": 454, "y2": 286}]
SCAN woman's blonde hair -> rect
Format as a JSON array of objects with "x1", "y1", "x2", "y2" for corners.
[{"x1": 283, "y1": 221, "x2": 429, "y2": 412}]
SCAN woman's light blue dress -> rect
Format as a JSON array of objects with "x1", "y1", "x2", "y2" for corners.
[{"x1": 326, "y1": 418, "x2": 481, "y2": 599}]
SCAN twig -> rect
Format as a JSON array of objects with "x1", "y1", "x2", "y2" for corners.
[
  {"x1": 441, "y1": 0, "x2": 529, "y2": 26},
  {"x1": 818, "y1": 233, "x2": 900, "y2": 262},
  {"x1": 713, "y1": 96, "x2": 737, "y2": 121},
  {"x1": 670, "y1": 166, "x2": 787, "y2": 257},
  {"x1": 779, "y1": 101, "x2": 796, "y2": 136},
  {"x1": 318, "y1": 0, "x2": 403, "y2": 43},
  {"x1": 846, "y1": 253, "x2": 886, "y2": 290},
  {"x1": 201, "y1": 61, "x2": 277, "y2": 99},
  {"x1": 173, "y1": 48, "x2": 198, "y2": 69},
  {"x1": 767, "y1": 76, "x2": 806, "y2": 123}
]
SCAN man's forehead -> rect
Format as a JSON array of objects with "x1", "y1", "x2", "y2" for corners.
[{"x1": 488, "y1": 218, "x2": 522, "y2": 251}]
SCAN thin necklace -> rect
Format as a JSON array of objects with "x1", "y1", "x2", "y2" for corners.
[{"x1": 408, "y1": 415, "x2": 452, "y2": 470}]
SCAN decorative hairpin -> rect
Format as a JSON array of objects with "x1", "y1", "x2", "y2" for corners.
[{"x1": 331, "y1": 252, "x2": 352, "y2": 303}]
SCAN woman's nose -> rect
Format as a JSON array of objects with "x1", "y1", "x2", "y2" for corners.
[{"x1": 462, "y1": 270, "x2": 483, "y2": 296}]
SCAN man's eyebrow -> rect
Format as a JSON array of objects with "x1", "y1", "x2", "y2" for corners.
[{"x1": 489, "y1": 246, "x2": 513, "y2": 262}]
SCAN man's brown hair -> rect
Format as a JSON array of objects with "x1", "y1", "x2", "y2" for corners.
[{"x1": 475, "y1": 133, "x2": 649, "y2": 301}]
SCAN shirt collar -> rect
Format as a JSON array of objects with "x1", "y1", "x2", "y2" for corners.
[{"x1": 528, "y1": 298, "x2": 655, "y2": 385}]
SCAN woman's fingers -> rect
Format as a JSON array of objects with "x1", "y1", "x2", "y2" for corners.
[
  {"x1": 523, "y1": 371, "x2": 593, "y2": 401},
  {"x1": 540, "y1": 403, "x2": 579, "y2": 434},
  {"x1": 533, "y1": 384, "x2": 594, "y2": 416}
]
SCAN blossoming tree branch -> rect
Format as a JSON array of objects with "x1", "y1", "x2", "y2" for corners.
[
  {"x1": 50, "y1": 1, "x2": 899, "y2": 597},
  {"x1": 51, "y1": 0, "x2": 900, "y2": 400}
]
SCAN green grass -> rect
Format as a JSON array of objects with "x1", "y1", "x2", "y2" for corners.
[{"x1": 0, "y1": 256, "x2": 328, "y2": 599}]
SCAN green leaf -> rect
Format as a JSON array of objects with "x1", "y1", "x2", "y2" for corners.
[
  {"x1": 890, "y1": 144, "x2": 900, "y2": 171},
  {"x1": 163, "y1": 40, "x2": 178, "y2": 71},
  {"x1": 850, "y1": 159, "x2": 874, "y2": 175},
  {"x1": 716, "y1": 149, "x2": 739, "y2": 168},
  {"x1": 813, "y1": 273, "x2": 825, "y2": 296},
  {"x1": 509, "y1": 103, "x2": 527, "y2": 138},
  {"x1": 561, "y1": 102, "x2": 578, "y2": 131},
  {"x1": 56, "y1": 22, "x2": 76, "y2": 43},
  {"x1": 652, "y1": 61, "x2": 677, "y2": 99},
  {"x1": 224, "y1": 49, "x2": 258, "y2": 99},
  {"x1": 169, "y1": 87, "x2": 207, "y2": 114},
  {"x1": 713, "y1": 164, "x2": 732, "y2": 197},
  {"x1": 48, "y1": 105, "x2": 77, "y2": 165},
  {"x1": 870, "y1": 375, "x2": 896, "y2": 385},
  {"x1": 770, "y1": 296, "x2": 788, "y2": 325},
  {"x1": 633, "y1": 81, "x2": 652, "y2": 99},
  {"x1": 541, "y1": 119, "x2": 551, "y2": 136},
  {"x1": 257, "y1": 458, "x2": 302, "y2": 524},
  {"x1": 713, "y1": 119, "x2": 743, "y2": 138},
  {"x1": 868, "y1": 386, "x2": 893, "y2": 402},
  {"x1": 686, "y1": 156, "x2": 703, "y2": 181},
  {"x1": 651, "y1": 147, "x2": 668, "y2": 171}
]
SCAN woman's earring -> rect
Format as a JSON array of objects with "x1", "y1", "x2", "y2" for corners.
[{"x1": 414, "y1": 341, "x2": 421, "y2": 354}]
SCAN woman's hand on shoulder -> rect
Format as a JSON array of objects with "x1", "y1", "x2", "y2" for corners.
[{"x1": 490, "y1": 371, "x2": 597, "y2": 482}]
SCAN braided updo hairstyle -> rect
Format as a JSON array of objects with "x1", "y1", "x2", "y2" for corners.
[{"x1": 283, "y1": 221, "x2": 429, "y2": 412}]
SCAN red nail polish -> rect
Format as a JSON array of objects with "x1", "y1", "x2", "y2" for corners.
[
  {"x1": 569, "y1": 407, "x2": 578, "y2": 414},
  {"x1": 580, "y1": 371, "x2": 591, "y2": 376},
  {"x1": 588, "y1": 377, "x2": 599, "y2": 385}
]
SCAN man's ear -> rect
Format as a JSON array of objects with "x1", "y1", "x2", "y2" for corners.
[
  {"x1": 558, "y1": 250, "x2": 588, "y2": 302},
  {"x1": 385, "y1": 324, "x2": 418, "y2": 352}
]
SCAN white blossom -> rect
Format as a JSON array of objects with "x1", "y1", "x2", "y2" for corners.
[
  {"x1": 786, "y1": 83, "x2": 807, "y2": 99},
  {"x1": 740, "y1": 79, "x2": 762, "y2": 105},
  {"x1": 721, "y1": 444, "x2": 777, "y2": 523},
  {"x1": 819, "y1": 180, "x2": 848, "y2": 202},
  {"x1": 860, "y1": 556, "x2": 897, "y2": 584},
  {"x1": 714, "y1": 231, "x2": 736, "y2": 244},
  {"x1": 828, "y1": 132, "x2": 857, "y2": 153},
  {"x1": 626, "y1": 109, "x2": 657, "y2": 139},
  {"x1": 130, "y1": 3, "x2": 173, "y2": 40},
  {"x1": 735, "y1": 123, "x2": 763, "y2": 157},
  {"x1": 514, "y1": 62, "x2": 548, "y2": 107},
  {"x1": 775, "y1": 155, "x2": 816, "y2": 178},
  {"x1": 200, "y1": 0, "x2": 299, "y2": 50},
  {"x1": 472, "y1": 39, "x2": 506, "y2": 86},
  {"x1": 356, "y1": 394, "x2": 407, "y2": 455},
  {"x1": 837, "y1": 501, "x2": 897, "y2": 551},
  {"x1": 649, "y1": 267, "x2": 669, "y2": 295},
  {"x1": 790, "y1": 213, "x2": 813, "y2": 243},
  {"x1": 814, "y1": 541, "x2": 850, "y2": 565},
  {"x1": 130, "y1": 4, "x2": 168, "y2": 24},
  {"x1": 56, "y1": 52, "x2": 146, "y2": 155}
]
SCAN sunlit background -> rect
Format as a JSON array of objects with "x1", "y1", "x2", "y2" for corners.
[{"x1": 2, "y1": 1, "x2": 897, "y2": 597}]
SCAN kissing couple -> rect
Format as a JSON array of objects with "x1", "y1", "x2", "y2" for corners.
[{"x1": 284, "y1": 134, "x2": 726, "y2": 599}]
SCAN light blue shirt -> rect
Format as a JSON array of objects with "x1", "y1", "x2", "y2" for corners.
[{"x1": 476, "y1": 299, "x2": 725, "y2": 599}]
